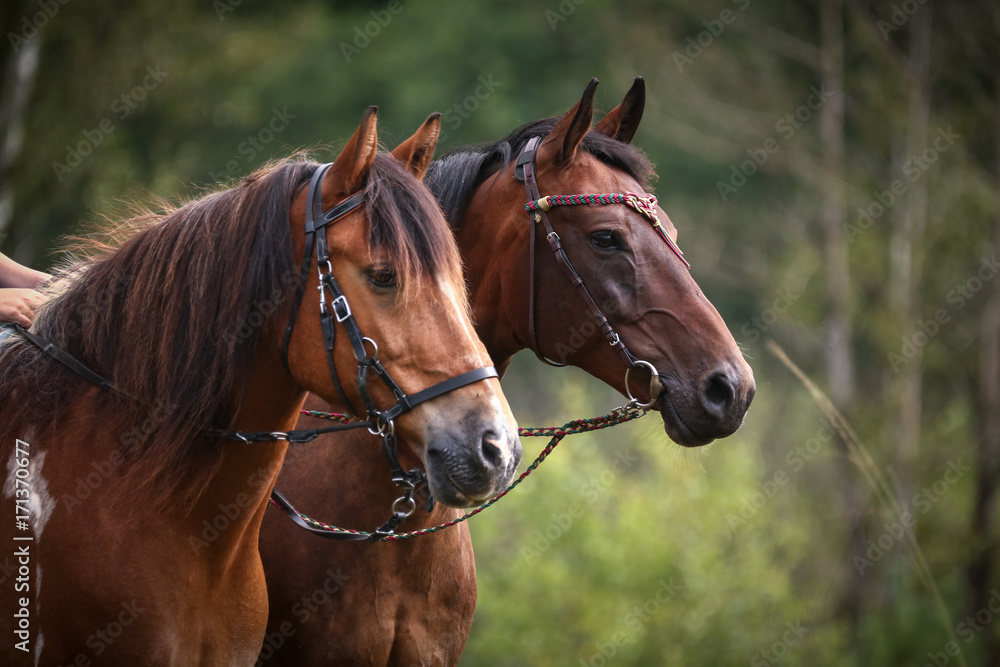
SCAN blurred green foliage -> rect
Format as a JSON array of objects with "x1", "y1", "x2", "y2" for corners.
[{"x1": 1, "y1": 0, "x2": 997, "y2": 665}]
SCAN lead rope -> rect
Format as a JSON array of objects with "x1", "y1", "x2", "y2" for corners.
[{"x1": 276, "y1": 403, "x2": 648, "y2": 541}]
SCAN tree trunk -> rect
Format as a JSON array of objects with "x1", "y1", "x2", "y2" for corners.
[
  {"x1": 820, "y1": 0, "x2": 866, "y2": 653},
  {"x1": 965, "y1": 8, "x2": 1000, "y2": 661},
  {"x1": 820, "y1": 0, "x2": 852, "y2": 409},
  {"x1": 891, "y1": 0, "x2": 931, "y2": 514},
  {"x1": 0, "y1": 9, "x2": 42, "y2": 245}
]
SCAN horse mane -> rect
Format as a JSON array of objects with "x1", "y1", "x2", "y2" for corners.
[
  {"x1": 425, "y1": 116, "x2": 656, "y2": 226},
  {"x1": 0, "y1": 151, "x2": 456, "y2": 512}
]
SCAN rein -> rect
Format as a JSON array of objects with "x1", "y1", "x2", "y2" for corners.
[
  {"x1": 269, "y1": 402, "x2": 649, "y2": 541},
  {"x1": 515, "y1": 136, "x2": 688, "y2": 406}
]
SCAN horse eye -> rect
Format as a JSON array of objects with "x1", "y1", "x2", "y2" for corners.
[
  {"x1": 366, "y1": 266, "x2": 397, "y2": 288},
  {"x1": 590, "y1": 230, "x2": 619, "y2": 250}
]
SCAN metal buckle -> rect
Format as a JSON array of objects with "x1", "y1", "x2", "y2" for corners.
[{"x1": 331, "y1": 295, "x2": 352, "y2": 322}]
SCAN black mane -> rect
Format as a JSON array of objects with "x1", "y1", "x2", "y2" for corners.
[{"x1": 426, "y1": 116, "x2": 656, "y2": 225}]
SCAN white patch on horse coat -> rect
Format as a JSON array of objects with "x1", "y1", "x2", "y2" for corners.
[
  {"x1": 5, "y1": 433, "x2": 55, "y2": 539},
  {"x1": 26, "y1": 451, "x2": 55, "y2": 540},
  {"x1": 34, "y1": 627, "x2": 44, "y2": 667}
]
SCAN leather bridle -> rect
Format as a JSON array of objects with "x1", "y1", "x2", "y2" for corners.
[
  {"x1": 267, "y1": 162, "x2": 500, "y2": 539},
  {"x1": 279, "y1": 162, "x2": 497, "y2": 436},
  {"x1": 515, "y1": 136, "x2": 689, "y2": 408}
]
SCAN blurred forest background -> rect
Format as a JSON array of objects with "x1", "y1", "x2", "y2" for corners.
[{"x1": 1, "y1": 0, "x2": 997, "y2": 665}]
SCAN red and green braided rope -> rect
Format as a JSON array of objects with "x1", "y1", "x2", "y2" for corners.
[
  {"x1": 288, "y1": 405, "x2": 648, "y2": 540},
  {"x1": 524, "y1": 191, "x2": 691, "y2": 269},
  {"x1": 525, "y1": 193, "x2": 634, "y2": 209}
]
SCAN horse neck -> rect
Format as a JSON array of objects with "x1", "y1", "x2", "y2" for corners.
[
  {"x1": 453, "y1": 184, "x2": 528, "y2": 374},
  {"x1": 187, "y1": 350, "x2": 305, "y2": 565}
]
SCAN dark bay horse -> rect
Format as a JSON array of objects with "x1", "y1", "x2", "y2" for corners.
[
  {"x1": 0, "y1": 108, "x2": 518, "y2": 666},
  {"x1": 258, "y1": 79, "x2": 755, "y2": 666}
]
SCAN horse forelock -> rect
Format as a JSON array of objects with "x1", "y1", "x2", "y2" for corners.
[{"x1": 364, "y1": 153, "x2": 464, "y2": 303}]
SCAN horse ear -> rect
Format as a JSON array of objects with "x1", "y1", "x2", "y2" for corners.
[
  {"x1": 538, "y1": 78, "x2": 598, "y2": 166},
  {"x1": 593, "y1": 76, "x2": 645, "y2": 144},
  {"x1": 391, "y1": 112, "x2": 441, "y2": 180},
  {"x1": 326, "y1": 105, "x2": 379, "y2": 195}
]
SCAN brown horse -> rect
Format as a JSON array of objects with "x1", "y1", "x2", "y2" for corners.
[
  {"x1": 0, "y1": 108, "x2": 518, "y2": 666},
  {"x1": 258, "y1": 79, "x2": 755, "y2": 666}
]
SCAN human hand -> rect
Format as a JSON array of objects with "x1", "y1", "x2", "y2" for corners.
[{"x1": 0, "y1": 288, "x2": 45, "y2": 327}]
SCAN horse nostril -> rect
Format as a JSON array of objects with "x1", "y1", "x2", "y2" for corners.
[
  {"x1": 702, "y1": 373, "x2": 736, "y2": 417},
  {"x1": 480, "y1": 430, "x2": 506, "y2": 470}
]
